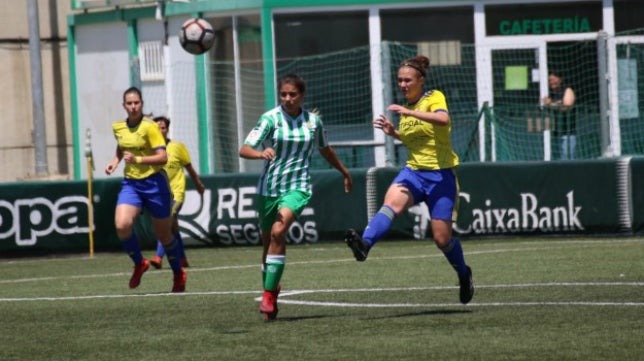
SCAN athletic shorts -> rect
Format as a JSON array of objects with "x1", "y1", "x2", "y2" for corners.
[
  {"x1": 392, "y1": 166, "x2": 459, "y2": 221},
  {"x1": 258, "y1": 190, "x2": 311, "y2": 232},
  {"x1": 117, "y1": 171, "x2": 172, "y2": 219}
]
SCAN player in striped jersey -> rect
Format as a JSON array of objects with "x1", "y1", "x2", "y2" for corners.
[
  {"x1": 240, "y1": 74, "x2": 353, "y2": 320},
  {"x1": 105, "y1": 87, "x2": 187, "y2": 293},
  {"x1": 345, "y1": 55, "x2": 474, "y2": 304}
]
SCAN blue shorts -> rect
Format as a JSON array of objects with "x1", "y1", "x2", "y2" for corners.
[
  {"x1": 117, "y1": 172, "x2": 172, "y2": 219},
  {"x1": 392, "y1": 166, "x2": 459, "y2": 221}
]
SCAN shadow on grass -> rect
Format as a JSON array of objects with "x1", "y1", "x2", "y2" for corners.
[
  {"x1": 363, "y1": 309, "x2": 472, "y2": 320},
  {"x1": 270, "y1": 314, "x2": 336, "y2": 322}
]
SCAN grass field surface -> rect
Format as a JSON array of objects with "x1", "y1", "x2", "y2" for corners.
[{"x1": 1, "y1": 237, "x2": 643, "y2": 361}]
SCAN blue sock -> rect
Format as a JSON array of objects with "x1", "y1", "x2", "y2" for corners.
[
  {"x1": 362, "y1": 205, "x2": 396, "y2": 247},
  {"x1": 441, "y1": 238, "x2": 468, "y2": 277},
  {"x1": 121, "y1": 233, "x2": 143, "y2": 265},
  {"x1": 175, "y1": 231, "x2": 186, "y2": 260},
  {"x1": 155, "y1": 241, "x2": 165, "y2": 258},
  {"x1": 163, "y1": 238, "x2": 183, "y2": 274}
]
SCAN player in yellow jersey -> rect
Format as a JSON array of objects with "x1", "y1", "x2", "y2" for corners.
[
  {"x1": 149, "y1": 116, "x2": 205, "y2": 270},
  {"x1": 105, "y1": 87, "x2": 187, "y2": 293},
  {"x1": 345, "y1": 55, "x2": 474, "y2": 304}
]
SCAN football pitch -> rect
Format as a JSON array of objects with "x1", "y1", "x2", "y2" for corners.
[{"x1": 1, "y1": 237, "x2": 643, "y2": 361}]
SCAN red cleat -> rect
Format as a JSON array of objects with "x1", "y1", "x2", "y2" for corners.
[
  {"x1": 129, "y1": 259, "x2": 150, "y2": 289},
  {"x1": 150, "y1": 256, "x2": 163, "y2": 270},
  {"x1": 259, "y1": 288, "x2": 280, "y2": 320},
  {"x1": 172, "y1": 268, "x2": 187, "y2": 293}
]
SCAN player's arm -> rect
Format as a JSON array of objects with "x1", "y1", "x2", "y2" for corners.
[
  {"x1": 123, "y1": 147, "x2": 168, "y2": 165},
  {"x1": 105, "y1": 145, "x2": 123, "y2": 175},
  {"x1": 387, "y1": 104, "x2": 449, "y2": 126},
  {"x1": 122, "y1": 122, "x2": 168, "y2": 165},
  {"x1": 318, "y1": 146, "x2": 353, "y2": 194},
  {"x1": 239, "y1": 145, "x2": 275, "y2": 160},
  {"x1": 185, "y1": 163, "x2": 205, "y2": 195},
  {"x1": 239, "y1": 116, "x2": 274, "y2": 160},
  {"x1": 562, "y1": 87, "x2": 576, "y2": 108}
]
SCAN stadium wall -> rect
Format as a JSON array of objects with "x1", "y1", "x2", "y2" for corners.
[{"x1": 0, "y1": 158, "x2": 641, "y2": 256}]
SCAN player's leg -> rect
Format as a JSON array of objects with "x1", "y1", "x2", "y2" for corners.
[
  {"x1": 259, "y1": 190, "x2": 310, "y2": 320},
  {"x1": 151, "y1": 241, "x2": 164, "y2": 269},
  {"x1": 147, "y1": 173, "x2": 186, "y2": 292},
  {"x1": 428, "y1": 169, "x2": 473, "y2": 304},
  {"x1": 115, "y1": 181, "x2": 149, "y2": 289},
  {"x1": 171, "y1": 202, "x2": 189, "y2": 267},
  {"x1": 346, "y1": 167, "x2": 416, "y2": 261},
  {"x1": 257, "y1": 195, "x2": 280, "y2": 319}
]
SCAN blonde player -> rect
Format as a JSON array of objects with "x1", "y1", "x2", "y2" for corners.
[{"x1": 345, "y1": 55, "x2": 474, "y2": 304}]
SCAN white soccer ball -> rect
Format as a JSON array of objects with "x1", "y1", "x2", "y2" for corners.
[{"x1": 179, "y1": 18, "x2": 215, "y2": 55}]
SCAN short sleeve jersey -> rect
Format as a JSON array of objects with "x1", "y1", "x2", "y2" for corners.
[
  {"x1": 398, "y1": 90, "x2": 459, "y2": 170},
  {"x1": 243, "y1": 106, "x2": 328, "y2": 197},
  {"x1": 164, "y1": 140, "x2": 191, "y2": 203},
  {"x1": 112, "y1": 117, "x2": 167, "y2": 179}
]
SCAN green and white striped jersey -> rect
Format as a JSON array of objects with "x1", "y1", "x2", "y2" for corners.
[{"x1": 244, "y1": 106, "x2": 328, "y2": 197}]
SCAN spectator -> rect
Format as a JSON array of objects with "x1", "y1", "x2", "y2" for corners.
[{"x1": 542, "y1": 72, "x2": 576, "y2": 159}]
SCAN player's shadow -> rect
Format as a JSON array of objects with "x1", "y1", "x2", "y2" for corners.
[
  {"x1": 363, "y1": 309, "x2": 472, "y2": 320},
  {"x1": 270, "y1": 314, "x2": 334, "y2": 322}
]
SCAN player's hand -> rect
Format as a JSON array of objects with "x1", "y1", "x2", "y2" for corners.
[
  {"x1": 105, "y1": 163, "x2": 117, "y2": 175},
  {"x1": 122, "y1": 151, "x2": 136, "y2": 164},
  {"x1": 343, "y1": 174, "x2": 353, "y2": 193},
  {"x1": 373, "y1": 114, "x2": 395, "y2": 136},
  {"x1": 261, "y1": 148, "x2": 276, "y2": 160},
  {"x1": 196, "y1": 182, "x2": 206, "y2": 195}
]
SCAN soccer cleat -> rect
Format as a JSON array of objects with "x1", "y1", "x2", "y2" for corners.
[
  {"x1": 181, "y1": 258, "x2": 190, "y2": 268},
  {"x1": 259, "y1": 289, "x2": 279, "y2": 321},
  {"x1": 150, "y1": 256, "x2": 163, "y2": 270},
  {"x1": 459, "y1": 266, "x2": 474, "y2": 304},
  {"x1": 345, "y1": 229, "x2": 370, "y2": 262},
  {"x1": 172, "y1": 268, "x2": 187, "y2": 293},
  {"x1": 129, "y1": 259, "x2": 150, "y2": 289}
]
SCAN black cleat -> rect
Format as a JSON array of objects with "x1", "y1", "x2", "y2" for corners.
[
  {"x1": 459, "y1": 266, "x2": 474, "y2": 304},
  {"x1": 345, "y1": 229, "x2": 370, "y2": 262}
]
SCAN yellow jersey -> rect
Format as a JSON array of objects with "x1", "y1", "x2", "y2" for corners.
[
  {"x1": 112, "y1": 117, "x2": 167, "y2": 179},
  {"x1": 164, "y1": 140, "x2": 191, "y2": 203},
  {"x1": 398, "y1": 90, "x2": 459, "y2": 170}
]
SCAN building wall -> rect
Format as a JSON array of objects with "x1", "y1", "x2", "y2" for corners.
[{"x1": 0, "y1": 0, "x2": 72, "y2": 181}]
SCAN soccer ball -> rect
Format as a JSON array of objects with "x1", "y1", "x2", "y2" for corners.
[{"x1": 179, "y1": 18, "x2": 215, "y2": 55}]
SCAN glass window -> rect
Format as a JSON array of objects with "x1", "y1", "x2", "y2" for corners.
[
  {"x1": 274, "y1": 11, "x2": 369, "y2": 60},
  {"x1": 381, "y1": 7, "x2": 474, "y2": 43},
  {"x1": 614, "y1": 0, "x2": 644, "y2": 34}
]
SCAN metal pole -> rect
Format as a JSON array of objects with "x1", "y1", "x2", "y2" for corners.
[
  {"x1": 28, "y1": 0, "x2": 49, "y2": 175},
  {"x1": 85, "y1": 129, "x2": 95, "y2": 259},
  {"x1": 597, "y1": 30, "x2": 611, "y2": 157}
]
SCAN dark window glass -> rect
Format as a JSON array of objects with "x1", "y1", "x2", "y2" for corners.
[
  {"x1": 614, "y1": 0, "x2": 644, "y2": 34},
  {"x1": 381, "y1": 7, "x2": 474, "y2": 43},
  {"x1": 274, "y1": 11, "x2": 368, "y2": 60}
]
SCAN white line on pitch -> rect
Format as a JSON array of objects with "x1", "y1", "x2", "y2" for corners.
[{"x1": 1, "y1": 282, "x2": 642, "y2": 304}]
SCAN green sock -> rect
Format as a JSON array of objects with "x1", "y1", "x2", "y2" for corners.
[
  {"x1": 261, "y1": 264, "x2": 266, "y2": 284},
  {"x1": 264, "y1": 254, "x2": 285, "y2": 291}
]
